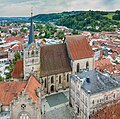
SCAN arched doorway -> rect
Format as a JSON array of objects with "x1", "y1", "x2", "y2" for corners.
[
  {"x1": 77, "y1": 63, "x2": 80, "y2": 73},
  {"x1": 51, "y1": 85, "x2": 54, "y2": 92},
  {"x1": 86, "y1": 61, "x2": 89, "y2": 69}
]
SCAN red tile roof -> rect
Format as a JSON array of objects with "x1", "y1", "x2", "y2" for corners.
[
  {"x1": 25, "y1": 75, "x2": 41, "y2": 103},
  {"x1": 91, "y1": 103, "x2": 120, "y2": 119},
  {"x1": 95, "y1": 58, "x2": 111, "y2": 69},
  {"x1": 0, "y1": 82, "x2": 27, "y2": 105},
  {"x1": 5, "y1": 36, "x2": 24, "y2": 44},
  {"x1": 11, "y1": 59, "x2": 24, "y2": 79},
  {"x1": 11, "y1": 43, "x2": 24, "y2": 51},
  {"x1": 66, "y1": 35, "x2": 94, "y2": 60},
  {"x1": 0, "y1": 75, "x2": 41, "y2": 106}
]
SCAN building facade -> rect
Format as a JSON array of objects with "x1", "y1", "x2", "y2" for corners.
[
  {"x1": 70, "y1": 70, "x2": 120, "y2": 119},
  {"x1": 23, "y1": 15, "x2": 94, "y2": 95},
  {"x1": 0, "y1": 75, "x2": 42, "y2": 119}
]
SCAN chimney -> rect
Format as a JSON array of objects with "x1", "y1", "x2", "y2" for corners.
[{"x1": 86, "y1": 77, "x2": 90, "y2": 83}]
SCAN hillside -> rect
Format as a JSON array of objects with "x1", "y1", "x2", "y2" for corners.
[
  {"x1": 33, "y1": 10, "x2": 120, "y2": 32},
  {"x1": 32, "y1": 11, "x2": 81, "y2": 23}
]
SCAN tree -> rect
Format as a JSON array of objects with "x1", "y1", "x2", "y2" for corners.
[
  {"x1": 0, "y1": 76, "x2": 3, "y2": 82},
  {"x1": 13, "y1": 52, "x2": 21, "y2": 64},
  {"x1": 5, "y1": 52, "x2": 21, "y2": 80},
  {"x1": 57, "y1": 31, "x2": 65, "y2": 40}
]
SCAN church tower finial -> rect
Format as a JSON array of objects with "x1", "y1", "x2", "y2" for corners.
[
  {"x1": 31, "y1": 7, "x2": 33, "y2": 17},
  {"x1": 27, "y1": 7, "x2": 34, "y2": 48}
]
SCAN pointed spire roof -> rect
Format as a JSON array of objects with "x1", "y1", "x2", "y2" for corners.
[{"x1": 27, "y1": 8, "x2": 35, "y2": 48}]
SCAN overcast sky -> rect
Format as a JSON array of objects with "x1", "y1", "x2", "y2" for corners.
[{"x1": 0, "y1": 0, "x2": 120, "y2": 17}]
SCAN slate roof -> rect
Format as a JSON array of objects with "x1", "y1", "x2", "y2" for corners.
[
  {"x1": 11, "y1": 59, "x2": 24, "y2": 79},
  {"x1": 71, "y1": 70, "x2": 120, "y2": 95},
  {"x1": 0, "y1": 75, "x2": 40, "y2": 106},
  {"x1": 40, "y1": 43, "x2": 71, "y2": 77},
  {"x1": 66, "y1": 35, "x2": 94, "y2": 60}
]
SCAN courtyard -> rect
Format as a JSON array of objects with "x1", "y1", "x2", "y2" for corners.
[{"x1": 42, "y1": 90, "x2": 76, "y2": 119}]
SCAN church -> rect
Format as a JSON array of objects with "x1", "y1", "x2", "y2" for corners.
[{"x1": 12, "y1": 13, "x2": 94, "y2": 95}]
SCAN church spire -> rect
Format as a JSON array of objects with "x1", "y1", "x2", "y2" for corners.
[{"x1": 27, "y1": 8, "x2": 34, "y2": 46}]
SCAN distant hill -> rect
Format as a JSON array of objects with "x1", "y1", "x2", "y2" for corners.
[
  {"x1": 33, "y1": 10, "x2": 120, "y2": 32},
  {"x1": 32, "y1": 11, "x2": 82, "y2": 23},
  {"x1": 0, "y1": 17, "x2": 29, "y2": 22}
]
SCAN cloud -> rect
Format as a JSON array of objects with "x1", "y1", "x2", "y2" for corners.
[{"x1": 0, "y1": 0, "x2": 119, "y2": 16}]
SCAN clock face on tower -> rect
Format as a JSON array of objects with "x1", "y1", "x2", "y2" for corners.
[{"x1": 30, "y1": 43, "x2": 35, "y2": 49}]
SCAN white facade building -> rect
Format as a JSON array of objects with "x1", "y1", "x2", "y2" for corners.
[{"x1": 70, "y1": 70, "x2": 120, "y2": 119}]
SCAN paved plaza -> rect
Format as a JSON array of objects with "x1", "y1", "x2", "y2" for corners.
[
  {"x1": 42, "y1": 89, "x2": 76, "y2": 119},
  {"x1": 46, "y1": 92, "x2": 68, "y2": 107}
]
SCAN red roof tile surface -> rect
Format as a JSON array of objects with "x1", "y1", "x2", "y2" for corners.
[
  {"x1": 0, "y1": 82, "x2": 27, "y2": 105},
  {"x1": 91, "y1": 103, "x2": 120, "y2": 119},
  {"x1": 11, "y1": 43, "x2": 24, "y2": 51},
  {"x1": 66, "y1": 35, "x2": 94, "y2": 60},
  {"x1": 95, "y1": 58, "x2": 111, "y2": 69},
  {"x1": 11, "y1": 59, "x2": 24, "y2": 79},
  {"x1": 0, "y1": 75, "x2": 41, "y2": 106},
  {"x1": 25, "y1": 75, "x2": 41, "y2": 103},
  {"x1": 5, "y1": 36, "x2": 24, "y2": 43}
]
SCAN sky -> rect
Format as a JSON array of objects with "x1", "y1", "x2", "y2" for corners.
[{"x1": 0, "y1": 0, "x2": 120, "y2": 17}]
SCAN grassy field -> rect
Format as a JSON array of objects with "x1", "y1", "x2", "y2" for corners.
[
  {"x1": 103, "y1": 13, "x2": 120, "y2": 22},
  {"x1": 103, "y1": 13, "x2": 115, "y2": 20}
]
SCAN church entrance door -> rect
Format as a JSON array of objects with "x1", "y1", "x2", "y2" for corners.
[{"x1": 51, "y1": 85, "x2": 54, "y2": 92}]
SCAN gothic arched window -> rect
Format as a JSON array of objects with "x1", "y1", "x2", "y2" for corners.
[
  {"x1": 18, "y1": 111, "x2": 31, "y2": 119},
  {"x1": 28, "y1": 52, "x2": 30, "y2": 57},
  {"x1": 31, "y1": 50, "x2": 34, "y2": 57},
  {"x1": 36, "y1": 50, "x2": 38, "y2": 56},
  {"x1": 77, "y1": 63, "x2": 80, "y2": 73},
  {"x1": 51, "y1": 76, "x2": 54, "y2": 83},
  {"x1": 86, "y1": 61, "x2": 89, "y2": 69},
  {"x1": 59, "y1": 75, "x2": 61, "y2": 84},
  {"x1": 44, "y1": 78, "x2": 47, "y2": 88},
  {"x1": 67, "y1": 74, "x2": 69, "y2": 82}
]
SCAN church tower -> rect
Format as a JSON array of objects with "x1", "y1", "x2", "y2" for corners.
[{"x1": 24, "y1": 9, "x2": 40, "y2": 80}]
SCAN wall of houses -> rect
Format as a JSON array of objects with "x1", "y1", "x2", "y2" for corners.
[
  {"x1": 70, "y1": 78, "x2": 90, "y2": 119},
  {"x1": 70, "y1": 76, "x2": 120, "y2": 119},
  {"x1": 89, "y1": 87, "x2": 120, "y2": 116}
]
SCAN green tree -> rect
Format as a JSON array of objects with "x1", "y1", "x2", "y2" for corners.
[
  {"x1": 5, "y1": 52, "x2": 21, "y2": 80},
  {"x1": 0, "y1": 76, "x2": 3, "y2": 82},
  {"x1": 56, "y1": 31, "x2": 65, "y2": 40}
]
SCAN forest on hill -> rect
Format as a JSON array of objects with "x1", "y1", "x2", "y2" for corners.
[{"x1": 33, "y1": 10, "x2": 120, "y2": 32}]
